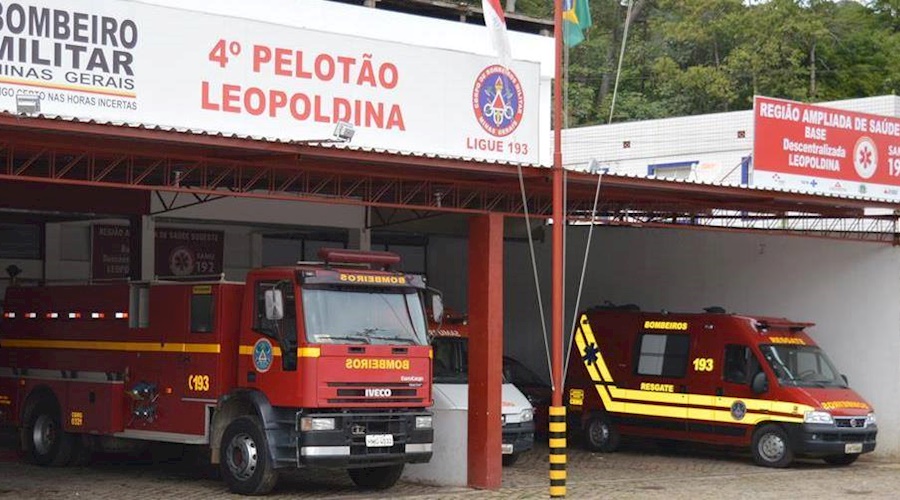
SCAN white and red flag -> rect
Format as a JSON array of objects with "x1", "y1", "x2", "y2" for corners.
[{"x1": 481, "y1": 0, "x2": 512, "y2": 68}]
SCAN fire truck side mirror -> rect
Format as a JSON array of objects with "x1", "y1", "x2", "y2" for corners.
[
  {"x1": 431, "y1": 294, "x2": 444, "y2": 323},
  {"x1": 265, "y1": 289, "x2": 284, "y2": 321},
  {"x1": 751, "y1": 371, "x2": 768, "y2": 394}
]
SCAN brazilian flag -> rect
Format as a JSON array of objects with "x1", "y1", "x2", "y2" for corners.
[{"x1": 563, "y1": 0, "x2": 592, "y2": 47}]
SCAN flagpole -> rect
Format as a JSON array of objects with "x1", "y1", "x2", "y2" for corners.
[{"x1": 549, "y1": 0, "x2": 566, "y2": 498}]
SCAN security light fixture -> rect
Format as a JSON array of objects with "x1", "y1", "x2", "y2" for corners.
[
  {"x1": 292, "y1": 121, "x2": 356, "y2": 145},
  {"x1": 333, "y1": 121, "x2": 355, "y2": 142},
  {"x1": 15, "y1": 94, "x2": 40, "y2": 115}
]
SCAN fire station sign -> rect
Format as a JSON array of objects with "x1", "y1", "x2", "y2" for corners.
[
  {"x1": 0, "y1": 0, "x2": 541, "y2": 164},
  {"x1": 92, "y1": 225, "x2": 223, "y2": 279},
  {"x1": 753, "y1": 96, "x2": 900, "y2": 200}
]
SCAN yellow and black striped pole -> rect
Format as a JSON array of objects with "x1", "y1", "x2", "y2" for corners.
[{"x1": 549, "y1": 405, "x2": 566, "y2": 497}]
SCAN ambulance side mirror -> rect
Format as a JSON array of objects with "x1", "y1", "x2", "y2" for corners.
[
  {"x1": 265, "y1": 289, "x2": 284, "y2": 321},
  {"x1": 751, "y1": 371, "x2": 768, "y2": 394},
  {"x1": 841, "y1": 374, "x2": 849, "y2": 386}
]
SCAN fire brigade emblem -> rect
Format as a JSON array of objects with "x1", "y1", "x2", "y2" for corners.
[
  {"x1": 472, "y1": 65, "x2": 524, "y2": 137},
  {"x1": 253, "y1": 338, "x2": 274, "y2": 373},
  {"x1": 731, "y1": 400, "x2": 747, "y2": 421}
]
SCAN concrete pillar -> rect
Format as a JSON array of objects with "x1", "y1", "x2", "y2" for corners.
[
  {"x1": 135, "y1": 215, "x2": 154, "y2": 280},
  {"x1": 348, "y1": 227, "x2": 371, "y2": 251},
  {"x1": 43, "y1": 223, "x2": 61, "y2": 281},
  {"x1": 250, "y1": 233, "x2": 264, "y2": 268},
  {"x1": 467, "y1": 213, "x2": 504, "y2": 489}
]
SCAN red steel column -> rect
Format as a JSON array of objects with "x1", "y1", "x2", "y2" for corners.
[{"x1": 467, "y1": 212, "x2": 504, "y2": 489}]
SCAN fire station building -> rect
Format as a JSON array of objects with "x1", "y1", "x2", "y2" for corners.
[{"x1": 1, "y1": 0, "x2": 900, "y2": 491}]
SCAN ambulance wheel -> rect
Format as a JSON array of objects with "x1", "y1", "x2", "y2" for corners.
[
  {"x1": 220, "y1": 417, "x2": 279, "y2": 495},
  {"x1": 823, "y1": 454, "x2": 859, "y2": 466},
  {"x1": 585, "y1": 415, "x2": 620, "y2": 453},
  {"x1": 348, "y1": 464, "x2": 404, "y2": 490},
  {"x1": 22, "y1": 397, "x2": 75, "y2": 467},
  {"x1": 751, "y1": 424, "x2": 794, "y2": 468},
  {"x1": 502, "y1": 452, "x2": 520, "y2": 466}
]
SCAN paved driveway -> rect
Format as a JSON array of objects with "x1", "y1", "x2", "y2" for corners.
[{"x1": 0, "y1": 431, "x2": 897, "y2": 499}]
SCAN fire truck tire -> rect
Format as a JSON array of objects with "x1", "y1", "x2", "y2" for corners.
[
  {"x1": 585, "y1": 414, "x2": 620, "y2": 453},
  {"x1": 348, "y1": 464, "x2": 404, "y2": 490},
  {"x1": 21, "y1": 397, "x2": 76, "y2": 467},
  {"x1": 220, "y1": 417, "x2": 279, "y2": 495},
  {"x1": 751, "y1": 424, "x2": 794, "y2": 468},
  {"x1": 502, "y1": 452, "x2": 520, "y2": 466},
  {"x1": 823, "y1": 454, "x2": 859, "y2": 466}
]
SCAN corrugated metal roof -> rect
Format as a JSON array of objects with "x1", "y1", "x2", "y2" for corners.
[{"x1": 3, "y1": 111, "x2": 898, "y2": 209}]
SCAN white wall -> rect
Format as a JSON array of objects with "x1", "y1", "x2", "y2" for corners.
[
  {"x1": 502, "y1": 225, "x2": 900, "y2": 456},
  {"x1": 563, "y1": 95, "x2": 900, "y2": 181}
]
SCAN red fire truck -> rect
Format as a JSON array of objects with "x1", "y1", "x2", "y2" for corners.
[
  {"x1": 0, "y1": 248, "x2": 435, "y2": 495},
  {"x1": 566, "y1": 305, "x2": 877, "y2": 467}
]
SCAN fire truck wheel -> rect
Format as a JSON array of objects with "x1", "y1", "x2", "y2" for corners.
[
  {"x1": 823, "y1": 454, "x2": 859, "y2": 466},
  {"x1": 348, "y1": 464, "x2": 404, "y2": 490},
  {"x1": 751, "y1": 424, "x2": 794, "y2": 468},
  {"x1": 21, "y1": 397, "x2": 76, "y2": 467},
  {"x1": 585, "y1": 414, "x2": 620, "y2": 453},
  {"x1": 220, "y1": 417, "x2": 279, "y2": 495}
]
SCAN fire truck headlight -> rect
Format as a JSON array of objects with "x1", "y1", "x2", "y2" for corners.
[
  {"x1": 415, "y1": 416, "x2": 433, "y2": 429},
  {"x1": 866, "y1": 412, "x2": 877, "y2": 427},
  {"x1": 300, "y1": 417, "x2": 336, "y2": 431},
  {"x1": 520, "y1": 408, "x2": 534, "y2": 423},
  {"x1": 804, "y1": 410, "x2": 834, "y2": 425}
]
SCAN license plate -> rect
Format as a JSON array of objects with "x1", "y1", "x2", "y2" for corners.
[
  {"x1": 365, "y1": 434, "x2": 394, "y2": 448},
  {"x1": 501, "y1": 443, "x2": 514, "y2": 455},
  {"x1": 845, "y1": 442, "x2": 863, "y2": 454}
]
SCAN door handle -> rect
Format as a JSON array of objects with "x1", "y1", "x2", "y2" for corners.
[{"x1": 715, "y1": 387, "x2": 723, "y2": 396}]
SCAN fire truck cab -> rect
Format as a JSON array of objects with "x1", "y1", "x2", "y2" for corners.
[
  {"x1": 567, "y1": 305, "x2": 877, "y2": 467},
  {"x1": 0, "y1": 248, "x2": 435, "y2": 495}
]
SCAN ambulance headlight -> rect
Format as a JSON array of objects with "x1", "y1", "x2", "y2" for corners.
[
  {"x1": 520, "y1": 408, "x2": 534, "y2": 423},
  {"x1": 300, "y1": 417, "x2": 335, "y2": 431},
  {"x1": 866, "y1": 412, "x2": 877, "y2": 427},
  {"x1": 415, "y1": 416, "x2": 433, "y2": 429},
  {"x1": 804, "y1": 410, "x2": 834, "y2": 425}
]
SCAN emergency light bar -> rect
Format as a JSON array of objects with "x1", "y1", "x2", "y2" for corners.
[
  {"x1": 755, "y1": 319, "x2": 814, "y2": 332},
  {"x1": 318, "y1": 248, "x2": 401, "y2": 269}
]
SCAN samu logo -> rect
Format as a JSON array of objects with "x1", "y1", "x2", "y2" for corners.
[{"x1": 472, "y1": 65, "x2": 524, "y2": 137}]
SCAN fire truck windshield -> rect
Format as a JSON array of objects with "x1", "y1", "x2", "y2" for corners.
[
  {"x1": 760, "y1": 344, "x2": 847, "y2": 388},
  {"x1": 301, "y1": 287, "x2": 428, "y2": 345}
]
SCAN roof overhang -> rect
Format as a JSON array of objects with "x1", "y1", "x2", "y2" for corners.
[{"x1": 0, "y1": 113, "x2": 897, "y2": 235}]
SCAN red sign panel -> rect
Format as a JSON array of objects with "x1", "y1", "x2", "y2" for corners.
[
  {"x1": 91, "y1": 225, "x2": 224, "y2": 279},
  {"x1": 154, "y1": 228, "x2": 224, "y2": 278},
  {"x1": 753, "y1": 96, "x2": 900, "y2": 199},
  {"x1": 92, "y1": 225, "x2": 132, "y2": 280}
]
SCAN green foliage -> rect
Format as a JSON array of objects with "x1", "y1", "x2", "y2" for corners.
[{"x1": 543, "y1": 0, "x2": 900, "y2": 126}]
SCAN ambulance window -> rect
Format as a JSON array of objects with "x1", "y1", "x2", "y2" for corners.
[
  {"x1": 190, "y1": 291, "x2": 215, "y2": 333},
  {"x1": 724, "y1": 345, "x2": 760, "y2": 384},
  {"x1": 636, "y1": 333, "x2": 690, "y2": 378}
]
